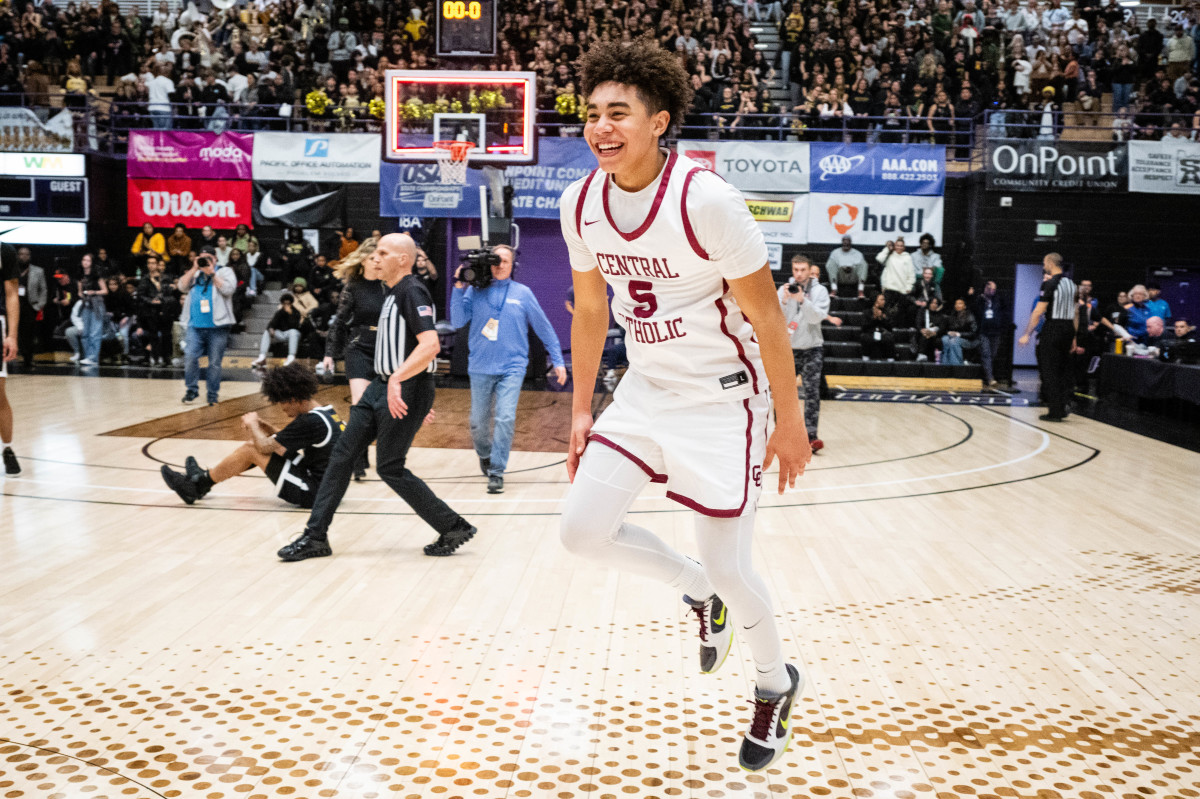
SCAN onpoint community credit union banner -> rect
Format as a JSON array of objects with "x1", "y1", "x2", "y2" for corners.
[
  {"x1": 380, "y1": 138, "x2": 595, "y2": 219},
  {"x1": 986, "y1": 141, "x2": 1126, "y2": 192},
  {"x1": 1128, "y1": 140, "x2": 1200, "y2": 195},
  {"x1": 807, "y1": 193, "x2": 943, "y2": 246},
  {"x1": 127, "y1": 178, "x2": 253, "y2": 227},
  {"x1": 127, "y1": 131, "x2": 253, "y2": 180},
  {"x1": 252, "y1": 132, "x2": 381, "y2": 183},
  {"x1": 809, "y1": 143, "x2": 944, "y2": 195},
  {"x1": 744, "y1": 192, "x2": 809, "y2": 243},
  {"x1": 676, "y1": 141, "x2": 810, "y2": 193}
]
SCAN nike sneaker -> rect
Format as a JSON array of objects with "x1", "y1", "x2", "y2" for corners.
[
  {"x1": 685, "y1": 593, "x2": 733, "y2": 674},
  {"x1": 739, "y1": 663, "x2": 803, "y2": 772}
]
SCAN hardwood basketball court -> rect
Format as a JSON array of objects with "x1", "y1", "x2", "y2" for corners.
[{"x1": 2, "y1": 374, "x2": 1198, "y2": 799}]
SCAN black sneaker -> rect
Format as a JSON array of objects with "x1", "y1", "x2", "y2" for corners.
[
  {"x1": 739, "y1": 663, "x2": 803, "y2": 772},
  {"x1": 182, "y1": 390, "x2": 199, "y2": 404},
  {"x1": 423, "y1": 519, "x2": 477, "y2": 557},
  {"x1": 3, "y1": 447, "x2": 20, "y2": 476},
  {"x1": 184, "y1": 455, "x2": 203, "y2": 481},
  {"x1": 182, "y1": 456, "x2": 213, "y2": 498},
  {"x1": 479, "y1": 456, "x2": 490, "y2": 476},
  {"x1": 161, "y1": 465, "x2": 199, "y2": 505},
  {"x1": 1038, "y1": 413, "x2": 1066, "y2": 422},
  {"x1": 277, "y1": 533, "x2": 333, "y2": 562},
  {"x1": 685, "y1": 593, "x2": 733, "y2": 674},
  {"x1": 353, "y1": 466, "x2": 367, "y2": 481},
  {"x1": 487, "y1": 474, "x2": 504, "y2": 494}
]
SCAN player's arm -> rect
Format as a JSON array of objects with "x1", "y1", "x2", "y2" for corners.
[
  {"x1": 3, "y1": 278, "x2": 18, "y2": 361},
  {"x1": 567, "y1": 266, "x2": 609, "y2": 481},
  {"x1": 1019, "y1": 300, "x2": 1047, "y2": 345},
  {"x1": 242, "y1": 412, "x2": 286, "y2": 455},
  {"x1": 728, "y1": 266, "x2": 812, "y2": 493}
]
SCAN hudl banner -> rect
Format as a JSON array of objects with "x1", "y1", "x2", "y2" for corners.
[
  {"x1": 807, "y1": 193, "x2": 943, "y2": 246},
  {"x1": 252, "y1": 132, "x2": 380, "y2": 183},
  {"x1": 127, "y1": 131, "x2": 254, "y2": 180},
  {"x1": 127, "y1": 178, "x2": 253, "y2": 226},
  {"x1": 1128, "y1": 140, "x2": 1200, "y2": 195},
  {"x1": 986, "y1": 141, "x2": 1126, "y2": 192},
  {"x1": 810, "y1": 143, "x2": 944, "y2": 195}
]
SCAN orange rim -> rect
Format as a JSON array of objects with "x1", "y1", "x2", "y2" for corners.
[{"x1": 433, "y1": 140, "x2": 476, "y2": 162}]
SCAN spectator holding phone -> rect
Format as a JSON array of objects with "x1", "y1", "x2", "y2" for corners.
[{"x1": 179, "y1": 245, "x2": 236, "y2": 405}]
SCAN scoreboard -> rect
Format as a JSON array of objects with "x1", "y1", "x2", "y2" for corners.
[
  {"x1": 0, "y1": 151, "x2": 88, "y2": 245},
  {"x1": 436, "y1": 0, "x2": 496, "y2": 57},
  {"x1": 0, "y1": 177, "x2": 88, "y2": 221}
]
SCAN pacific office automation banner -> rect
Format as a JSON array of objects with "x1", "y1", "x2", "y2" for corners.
[
  {"x1": 676, "y1": 141, "x2": 810, "y2": 193},
  {"x1": 252, "y1": 132, "x2": 380, "y2": 183},
  {"x1": 744, "y1": 192, "x2": 809, "y2": 243},
  {"x1": 379, "y1": 138, "x2": 595, "y2": 219},
  {"x1": 127, "y1": 178, "x2": 253, "y2": 226},
  {"x1": 0, "y1": 108, "x2": 75, "y2": 152},
  {"x1": 986, "y1": 141, "x2": 1126, "y2": 192},
  {"x1": 1128, "y1": 140, "x2": 1200, "y2": 195},
  {"x1": 253, "y1": 182, "x2": 347, "y2": 228},
  {"x1": 127, "y1": 131, "x2": 253, "y2": 180},
  {"x1": 809, "y1": 143, "x2": 944, "y2": 195},
  {"x1": 807, "y1": 193, "x2": 943, "y2": 246}
]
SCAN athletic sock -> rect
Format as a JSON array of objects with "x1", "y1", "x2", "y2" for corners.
[
  {"x1": 675, "y1": 557, "x2": 716, "y2": 605},
  {"x1": 755, "y1": 662, "x2": 793, "y2": 697}
]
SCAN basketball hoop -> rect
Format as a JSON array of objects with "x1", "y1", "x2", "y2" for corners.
[{"x1": 433, "y1": 140, "x2": 475, "y2": 184}]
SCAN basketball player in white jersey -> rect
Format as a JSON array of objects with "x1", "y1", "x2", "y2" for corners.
[{"x1": 558, "y1": 40, "x2": 811, "y2": 772}]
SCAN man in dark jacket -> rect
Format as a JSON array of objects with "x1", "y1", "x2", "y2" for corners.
[{"x1": 972, "y1": 280, "x2": 1007, "y2": 386}]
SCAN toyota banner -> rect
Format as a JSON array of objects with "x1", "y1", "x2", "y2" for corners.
[{"x1": 127, "y1": 131, "x2": 254, "y2": 180}]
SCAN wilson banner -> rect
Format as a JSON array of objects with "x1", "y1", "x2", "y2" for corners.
[{"x1": 127, "y1": 179, "x2": 253, "y2": 226}]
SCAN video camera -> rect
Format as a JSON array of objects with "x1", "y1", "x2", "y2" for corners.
[{"x1": 458, "y1": 248, "x2": 501, "y2": 290}]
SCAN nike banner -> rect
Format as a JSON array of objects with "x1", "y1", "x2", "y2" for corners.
[{"x1": 253, "y1": 182, "x2": 346, "y2": 229}]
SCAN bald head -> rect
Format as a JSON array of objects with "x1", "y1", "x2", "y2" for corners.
[{"x1": 373, "y1": 232, "x2": 417, "y2": 286}]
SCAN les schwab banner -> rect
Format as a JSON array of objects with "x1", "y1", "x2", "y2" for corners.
[
  {"x1": 743, "y1": 193, "x2": 809, "y2": 243},
  {"x1": 127, "y1": 179, "x2": 253, "y2": 226},
  {"x1": 807, "y1": 193, "x2": 943, "y2": 246}
]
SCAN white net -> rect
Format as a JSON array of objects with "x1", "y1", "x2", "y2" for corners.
[{"x1": 433, "y1": 144, "x2": 472, "y2": 184}]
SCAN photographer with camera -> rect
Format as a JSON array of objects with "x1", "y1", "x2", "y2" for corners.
[
  {"x1": 778, "y1": 254, "x2": 830, "y2": 452},
  {"x1": 179, "y1": 245, "x2": 237, "y2": 405},
  {"x1": 451, "y1": 245, "x2": 566, "y2": 494}
]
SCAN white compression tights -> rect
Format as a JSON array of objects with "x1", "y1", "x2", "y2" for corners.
[{"x1": 560, "y1": 443, "x2": 788, "y2": 693}]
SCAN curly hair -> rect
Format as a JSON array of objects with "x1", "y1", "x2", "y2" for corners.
[
  {"x1": 260, "y1": 362, "x2": 320, "y2": 404},
  {"x1": 578, "y1": 37, "x2": 694, "y2": 136}
]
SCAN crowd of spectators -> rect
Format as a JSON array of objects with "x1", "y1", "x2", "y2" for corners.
[{"x1": 2, "y1": 0, "x2": 1198, "y2": 142}]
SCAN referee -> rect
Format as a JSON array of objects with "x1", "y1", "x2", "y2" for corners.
[
  {"x1": 1019, "y1": 252, "x2": 1078, "y2": 422},
  {"x1": 278, "y1": 233, "x2": 477, "y2": 561}
]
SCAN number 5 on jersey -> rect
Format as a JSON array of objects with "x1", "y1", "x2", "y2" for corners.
[{"x1": 628, "y1": 280, "x2": 657, "y2": 319}]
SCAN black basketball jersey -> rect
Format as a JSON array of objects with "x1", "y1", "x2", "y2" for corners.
[
  {"x1": 273, "y1": 405, "x2": 345, "y2": 481},
  {"x1": 374, "y1": 273, "x2": 437, "y2": 379}
]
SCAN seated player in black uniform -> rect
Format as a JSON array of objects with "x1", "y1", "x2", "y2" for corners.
[{"x1": 160, "y1": 362, "x2": 344, "y2": 507}]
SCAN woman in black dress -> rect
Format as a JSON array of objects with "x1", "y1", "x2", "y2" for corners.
[{"x1": 926, "y1": 88, "x2": 955, "y2": 145}]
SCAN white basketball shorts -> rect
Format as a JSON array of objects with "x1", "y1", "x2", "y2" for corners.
[{"x1": 587, "y1": 368, "x2": 770, "y2": 518}]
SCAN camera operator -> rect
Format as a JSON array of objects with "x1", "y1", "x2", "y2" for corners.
[
  {"x1": 179, "y1": 245, "x2": 237, "y2": 405},
  {"x1": 450, "y1": 245, "x2": 566, "y2": 494},
  {"x1": 778, "y1": 254, "x2": 830, "y2": 452}
]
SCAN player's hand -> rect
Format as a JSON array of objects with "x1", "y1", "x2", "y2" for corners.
[
  {"x1": 763, "y1": 417, "x2": 811, "y2": 494},
  {"x1": 424, "y1": 409, "x2": 436, "y2": 425},
  {"x1": 3, "y1": 336, "x2": 17, "y2": 362},
  {"x1": 322, "y1": 356, "x2": 334, "y2": 373},
  {"x1": 566, "y1": 410, "x2": 594, "y2": 483},
  {"x1": 241, "y1": 411, "x2": 259, "y2": 426},
  {"x1": 387, "y1": 377, "x2": 409, "y2": 419},
  {"x1": 1018, "y1": 334, "x2": 1030, "y2": 346},
  {"x1": 552, "y1": 366, "x2": 567, "y2": 386}
]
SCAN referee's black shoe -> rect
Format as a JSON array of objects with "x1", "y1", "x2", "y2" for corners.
[
  {"x1": 1038, "y1": 413, "x2": 1067, "y2": 422},
  {"x1": 277, "y1": 533, "x2": 333, "y2": 562},
  {"x1": 424, "y1": 519, "x2": 477, "y2": 557}
]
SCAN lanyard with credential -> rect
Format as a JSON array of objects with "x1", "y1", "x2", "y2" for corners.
[{"x1": 480, "y1": 282, "x2": 511, "y2": 342}]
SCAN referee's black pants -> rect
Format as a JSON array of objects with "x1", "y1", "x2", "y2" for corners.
[
  {"x1": 304, "y1": 374, "x2": 462, "y2": 540},
  {"x1": 1037, "y1": 320, "x2": 1075, "y2": 418}
]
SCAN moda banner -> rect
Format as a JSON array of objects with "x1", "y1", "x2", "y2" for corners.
[
  {"x1": 253, "y1": 182, "x2": 347, "y2": 228},
  {"x1": 806, "y1": 193, "x2": 943, "y2": 246},
  {"x1": 127, "y1": 131, "x2": 253, "y2": 180},
  {"x1": 127, "y1": 178, "x2": 253, "y2": 226},
  {"x1": 252, "y1": 132, "x2": 380, "y2": 183},
  {"x1": 0, "y1": 108, "x2": 75, "y2": 152},
  {"x1": 809, "y1": 143, "x2": 944, "y2": 195},
  {"x1": 676, "y1": 141, "x2": 810, "y2": 193},
  {"x1": 1128, "y1": 140, "x2": 1200, "y2": 195},
  {"x1": 986, "y1": 141, "x2": 1126, "y2": 192},
  {"x1": 744, "y1": 192, "x2": 809, "y2": 243},
  {"x1": 380, "y1": 137, "x2": 595, "y2": 219}
]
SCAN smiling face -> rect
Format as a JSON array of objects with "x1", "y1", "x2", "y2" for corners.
[{"x1": 584, "y1": 82, "x2": 670, "y2": 186}]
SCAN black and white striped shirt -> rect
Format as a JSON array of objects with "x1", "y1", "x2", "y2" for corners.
[
  {"x1": 374, "y1": 274, "x2": 438, "y2": 378},
  {"x1": 1039, "y1": 273, "x2": 1077, "y2": 322}
]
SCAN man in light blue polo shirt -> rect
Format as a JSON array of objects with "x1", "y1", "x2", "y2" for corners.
[
  {"x1": 451, "y1": 245, "x2": 566, "y2": 495},
  {"x1": 179, "y1": 246, "x2": 237, "y2": 405}
]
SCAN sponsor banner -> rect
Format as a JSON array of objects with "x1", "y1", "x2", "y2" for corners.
[
  {"x1": 986, "y1": 141, "x2": 1126, "y2": 192},
  {"x1": 252, "y1": 133, "x2": 380, "y2": 183},
  {"x1": 380, "y1": 137, "x2": 595, "y2": 219},
  {"x1": 677, "y1": 141, "x2": 810, "y2": 193},
  {"x1": 127, "y1": 131, "x2": 253, "y2": 180},
  {"x1": 807, "y1": 193, "x2": 943, "y2": 246},
  {"x1": 744, "y1": 192, "x2": 809, "y2": 243},
  {"x1": 0, "y1": 152, "x2": 86, "y2": 177},
  {"x1": 0, "y1": 177, "x2": 88, "y2": 221},
  {"x1": 253, "y1": 182, "x2": 347, "y2": 228},
  {"x1": 834, "y1": 390, "x2": 1028, "y2": 406},
  {"x1": 809, "y1": 143, "x2": 944, "y2": 195},
  {"x1": 0, "y1": 108, "x2": 75, "y2": 152},
  {"x1": 0, "y1": 221, "x2": 88, "y2": 246},
  {"x1": 127, "y1": 178, "x2": 253, "y2": 226},
  {"x1": 1128, "y1": 140, "x2": 1200, "y2": 195}
]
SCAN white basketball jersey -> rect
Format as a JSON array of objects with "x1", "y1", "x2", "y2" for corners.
[{"x1": 560, "y1": 151, "x2": 768, "y2": 403}]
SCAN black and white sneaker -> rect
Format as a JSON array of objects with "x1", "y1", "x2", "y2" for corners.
[
  {"x1": 277, "y1": 533, "x2": 333, "y2": 562},
  {"x1": 161, "y1": 465, "x2": 199, "y2": 505},
  {"x1": 685, "y1": 593, "x2": 733, "y2": 674},
  {"x1": 3, "y1": 447, "x2": 20, "y2": 476},
  {"x1": 739, "y1": 663, "x2": 803, "y2": 772},
  {"x1": 423, "y1": 519, "x2": 477, "y2": 557}
]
